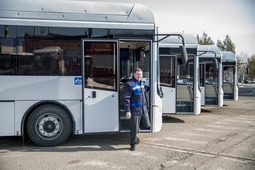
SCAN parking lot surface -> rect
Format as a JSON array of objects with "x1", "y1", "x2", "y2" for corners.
[{"x1": 0, "y1": 86, "x2": 255, "y2": 170}]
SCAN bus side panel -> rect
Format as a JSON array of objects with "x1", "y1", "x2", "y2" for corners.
[
  {"x1": 152, "y1": 43, "x2": 162, "y2": 133},
  {"x1": 59, "y1": 101, "x2": 83, "y2": 134},
  {"x1": 14, "y1": 100, "x2": 83, "y2": 136},
  {"x1": 162, "y1": 86, "x2": 176, "y2": 114},
  {"x1": 194, "y1": 55, "x2": 201, "y2": 115},
  {"x1": 0, "y1": 102, "x2": 15, "y2": 136},
  {"x1": 200, "y1": 86, "x2": 205, "y2": 105},
  {"x1": 0, "y1": 76, "x2": 81, "y2": 101},
  {"x1": 15, "y1": 101, "x2": 38, "y2": 136},
  {"x1": 234, "y1": 65, "x2": 238, "y2": 101},
  {"x1": 218, "y1": 63, "x2": 224, "y2": 107},
  {"x1": 152, "y1": 91, "x2": 162, "y2": 133}
]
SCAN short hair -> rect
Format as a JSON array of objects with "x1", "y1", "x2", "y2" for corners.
[{"x1": 134, "y1": 68, "x2": 142, "y2": 73}]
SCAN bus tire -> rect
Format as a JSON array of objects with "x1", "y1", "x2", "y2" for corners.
[{"x1": 27, "y1": 104, "x2": 72, "y2": 146}]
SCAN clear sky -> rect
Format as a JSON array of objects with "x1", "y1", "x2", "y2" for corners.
[{"x1": 91, "y1": 0, "x2": 255, "y2": 56}]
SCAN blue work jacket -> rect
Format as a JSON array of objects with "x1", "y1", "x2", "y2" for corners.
[{"x1": 124, "y1": 78, "x2": 149, "y2": 116}]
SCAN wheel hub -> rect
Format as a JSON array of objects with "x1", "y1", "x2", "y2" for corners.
[
  {"x1": 37, "y1": 114, "x2": 62, "y2": 138},
  {"x1": 43, "y1": 121, "x2": 56, "y2": 133}
]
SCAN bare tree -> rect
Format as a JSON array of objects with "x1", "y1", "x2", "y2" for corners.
[{"x1": 237, "y1": 53, "x2": 249, "y2": 83}]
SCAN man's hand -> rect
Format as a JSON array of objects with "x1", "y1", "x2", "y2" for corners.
[{"x1": 126, "y1": 112, "x2": 131, "y2": 119}]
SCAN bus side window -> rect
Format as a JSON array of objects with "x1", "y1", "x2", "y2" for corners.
[{"x1": 0, "y1": 54, "x2": 12, "y2": 75}]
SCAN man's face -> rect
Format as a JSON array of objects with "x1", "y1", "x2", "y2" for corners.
[{"x1": 134, "y1": 71, "x2": 143, "y2": 81}]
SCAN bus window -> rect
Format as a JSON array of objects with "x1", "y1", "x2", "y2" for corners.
[
  {"x1": 84, "y1": 42, "x2": 117, "y2": 90},
  {"x1": 0, "y1": 37, "x2": 15, "y2": 75},
  {"x1": 205, "y1": 63, "x2": 218, "y2": 84},
  {"x1": 33, "y1": 46, "x2": 66, "y2": 75},
  {"x1": 160, "y1": 56, "x2": 175, "y2": 87},
  {"x1": 0, "y1": 53, "x2": 14, "y2": 75},
  {"x1": 200, "y1": 64, "x2": 205, "y2": 86},
  {"x1": 14, "y1": 53, "x2": 35, "y2": 75},
  {"x1": 17, "y1": 26, "x2": 83, "y2": 76}
]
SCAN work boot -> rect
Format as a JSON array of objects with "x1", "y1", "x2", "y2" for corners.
[{"x1": 130, "y1": 145, "x2": 136, "y2": 151}]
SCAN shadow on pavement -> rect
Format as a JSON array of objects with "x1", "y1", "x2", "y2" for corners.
[
  {"x1": 0, "y1": 133, "x2": 131, "y2": 152},
  {"x1": 162, "y1": 116, "x2": 185, "y2": 123},
  {"x1": 201, "y1": 108, "x2": 212, "y2": 113}
]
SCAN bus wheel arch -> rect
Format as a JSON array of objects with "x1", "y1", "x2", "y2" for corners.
[{"x1": 24, "y1": 102, "x2": 73, "y2": 146}]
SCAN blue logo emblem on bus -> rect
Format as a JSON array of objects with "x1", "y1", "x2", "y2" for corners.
[{"x1": 74, "y1": 77, "x2": 82, "y2": 85}]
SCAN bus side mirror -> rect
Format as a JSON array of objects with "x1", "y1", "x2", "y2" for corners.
[
  {"x1": 179, "y1": 45, "x2": 188, "y2": 64},
  {"x1": 213, "y1": 58, "x2": 218, "y2": 70},
  {"x1": 158, "y1": 85, "x2": 164, "y2": 98}
]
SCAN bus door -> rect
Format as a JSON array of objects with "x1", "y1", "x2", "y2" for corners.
[
  {"x1": 200, "y1": 63, "x2": 205, "y2": 105},
  {"x1": 204, "y1": 61, "x2": 218, "y2": 105},
  {"x1": 83, "y1": 40, "x2": 119, "y2": 133},
  {"x1": 223, "y1": 65, "x2": 234, "y2": 99},
  {"x1": 176, "y1": 55, "x2": 194, "y2": 113},
  {"x1": 119, "y1": 40, "x2": 152, "y2": 132},
  {"x1": 160, "y1": 55, "x2": 176, "y2": 114}
]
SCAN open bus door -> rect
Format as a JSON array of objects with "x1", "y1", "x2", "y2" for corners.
[
  {"x1": 82, "y1": 39, "x2": 153, "y2": 133},
  {"x1": 82, "y1": 40, "x2": 119, "y2": 133},
  {"x1": 158, "y1": 33, "x2": 200, "y2": 114},
  {"x1": 198, "y1": 47, "x2": 223, "y2": 107},
  {"x1": 222, "y1": 51, "x2": 238, "y2": 101},
  {"x1": 160, "y1": 52, "x2": 195, "y2": 114},
  {"x1": 200, "y1": 63, "x2": 206, "y2": 105}
]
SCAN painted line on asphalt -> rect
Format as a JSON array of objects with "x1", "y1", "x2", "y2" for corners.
[
  {"x1": 143, "y1": 142, "x2": 255, "y2": 163},
  {"x1": 63, "y1": 160, "x2": 126, "y2": 170},
  {"x1": 121, "y1": 150, "x2": 159, "y2": 160},
  {"x1": 181, "y1": 132, "x2": 213, "y2": 138},
  {"x1": 194, "y1": 128, "x2": 224, "y2": 133},
  {"x1": 224, "y1": 119, "x2": 254, "y2": 124},
  {"x1": 206, "y1": 125, "x2": 238, "y2": 130},
  {"x1": 166, "y1": 160, "x2": 195, "y2": 168},
  {"x1": 238, "y1": 115, "x2": 255, "y2": 119},
  {"x1": 164, "y1": 137, "x2": 208, "y2": 145},
  {"x1": 235, "y1": 117, "x2": 255, "y2": 121},
  {"x1": 215, "y1": 121, "x2": 232, "y2": 124}
]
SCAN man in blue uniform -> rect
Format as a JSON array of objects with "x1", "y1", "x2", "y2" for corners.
[{"x1": 124, "y1": 68, "x2": 150, "y2": 151}]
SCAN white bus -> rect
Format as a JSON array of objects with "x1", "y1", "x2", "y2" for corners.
[
  {"x1": 159, "y1": 33, "x2": 201, "y2": 114},
  {"x1": 221, "y1": 51, "x2": 238, "y2": 101},
  {"x1": 198, "y1": 45, "x2": 223, "y2": 107},
  {"x1": 0, "y1": 0, "x2": 163, "y2": 146}
]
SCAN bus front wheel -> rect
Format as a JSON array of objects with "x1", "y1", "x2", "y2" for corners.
[{"x1": 27, "y1": 105, "x2": 72, "y2": 146}]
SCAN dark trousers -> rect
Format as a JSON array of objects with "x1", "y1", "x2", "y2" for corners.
[
  {"x1": 129, "y1": 112, "x2": 151, "y2": 146},
  {"x1": 129, "y1": 114, "x2": 141, "y2": 146}
]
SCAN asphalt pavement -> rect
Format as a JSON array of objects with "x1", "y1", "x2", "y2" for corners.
[{"x1": 0, "y1": 85, "x2": 255, "y2": 170}]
